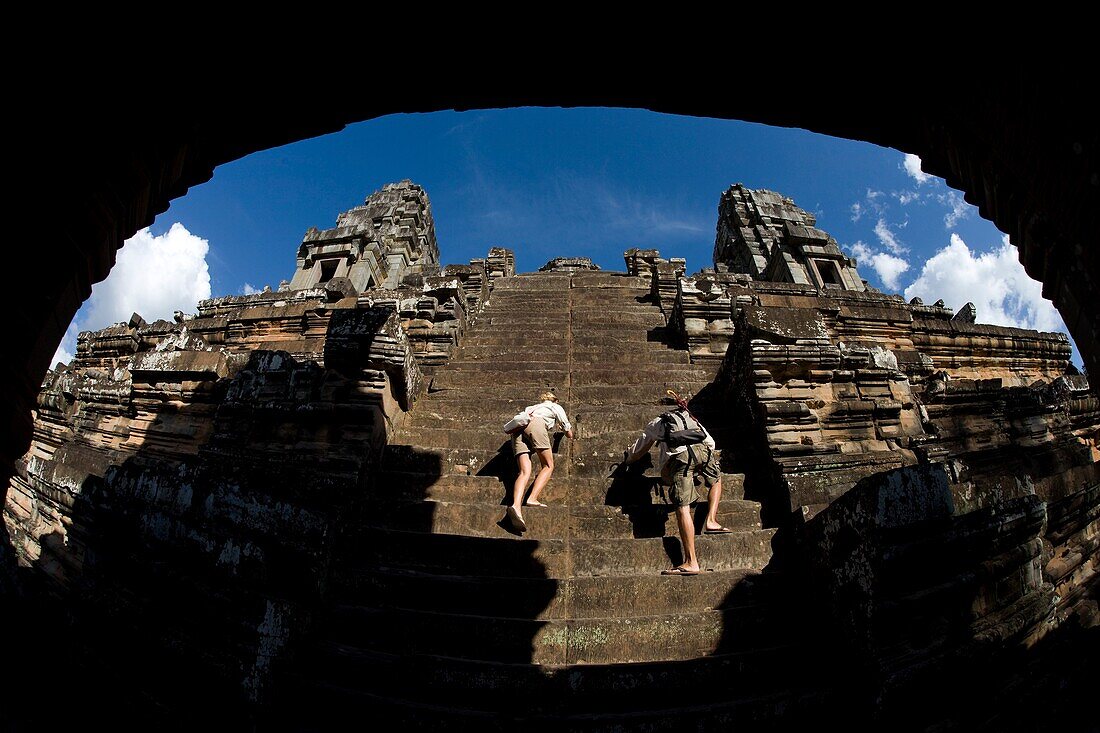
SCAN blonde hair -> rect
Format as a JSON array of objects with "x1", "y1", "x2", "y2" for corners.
[{"x1": 539, "y1": 391, "x2": 558, "y2": 403}]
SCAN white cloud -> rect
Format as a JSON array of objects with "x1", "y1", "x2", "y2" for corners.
[
  {"x1": 51, "y1": 344, "x2": 75, "y2": 367},
  {"x1": 874, "y1": 218, "x2": 906, "y2": 254},
  {"x1": 849, "y1": 241, "x2": 873, "y2": 261},
  {"x1": 851, "y1": 188, "x2": 894, "y2": 224},
  {"x1": 903, "y1": 154, "x2": 931, "y2": 184},
  {"x1": 849, "y1": 240, "x2": 909, "y2": 291},
  {"x1": 896, "y1": 190, "x2": 921, "y2": 205},
  {"x1": 904, "y1": 234, "x2": 1066, "y2": 333},
  {"x1": 49, "y1": 223, "x2": 213, "y2": 370},
  {"x1": 869, "y1": 252, "x2": 910, "y2": 291},
  {"x1": 940, "y1": 190, "x2": 972, "y2": 229},
  {"x1": 83, "y1": 223, "x2": 211, "y2": 329},
  {"x1": 50, "y1": 323, "x2": 80, "y2": 369},
  {"x1": 241, "y1": 283, "x2": 262, "y2": 295},
  {"x1": 51, "y1": 321, "x2": 79, "y2": 365}
]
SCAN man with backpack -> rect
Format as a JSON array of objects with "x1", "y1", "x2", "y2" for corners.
[{"x1": 621, "y1": 392, "x2": 727, "y2": 575}]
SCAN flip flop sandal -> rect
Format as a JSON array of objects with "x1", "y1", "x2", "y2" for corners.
[
  {"x1": 703, "y1": 527, "x2": 732, "y2": 534},
  {"x1": 660, "y1": 563, "x2": 695, "y2": 576}
]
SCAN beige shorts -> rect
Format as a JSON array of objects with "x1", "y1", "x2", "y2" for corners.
[
  {"x1": 512, "y1": 418, "x2": 551, "y2": 455},
  {"x1": 661, "y1": 445, "x2": 720, "y2": 507}
]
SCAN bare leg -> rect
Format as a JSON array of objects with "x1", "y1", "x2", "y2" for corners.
[
  {"x1": 704, "y1": 479, "x2": 724, "y2": 531},
  {"x1": 525, "y1": 448, "x2": 555, "y2": 505},
  {"x1": 674, "y1": 505, "x2": 700, "y2": 572},
  {"x1": 512, "y1": 453, "x2": 533, "y2": 521}
]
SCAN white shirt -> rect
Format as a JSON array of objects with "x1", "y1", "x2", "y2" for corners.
[
  {"x1": 633, "y1": 410, "x2": 715, "y2": 471},
  {"x1": 526, "y1": 401, "x2": 572, "y2": 433}
]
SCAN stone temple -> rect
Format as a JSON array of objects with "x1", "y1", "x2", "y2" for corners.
[{"x1": 5, "y1": 180, "x2": 1097, "y2": 730}]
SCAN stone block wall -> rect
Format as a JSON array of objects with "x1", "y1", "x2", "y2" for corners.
[
  {"x1": 4, "y1": 292, "x2": 422, "y2": 708},
  {"x1": 803, "y1": 463, "x2": 1060, "y2": 726},
  {"x1": 289, "y1": 180, "x2": 440, "y2": 293}
]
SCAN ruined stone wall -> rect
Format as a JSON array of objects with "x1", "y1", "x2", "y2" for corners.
[
  {"x1": 4, "y1": 290, "x2": 422, "y2": 708},
  {"x1": 441, "y1": 263, "x2": 490, "y2": 322},
  {"x1": 803, "y1": 463, "x2": 1060, "y2": 727},
  {"x1": 714, "y1": 185, "x2": 865, "y2": 291},
  {"x1": 624, "y1": 247, "x2": 685, "y2": 314},
  {"x1": 3, "y1": 235, "x2": 515, "y2": 712},
  {"x1": 708, "y1": 275, "x2": 1098, "y2": 665},
  {"x1": 358, "y1": 275, "x2": 469, "y2": 371},
  {"x1": 670, "y1": 272, "x2": 742, "y2": 361},
  {"x1": 289, "y1": 180, "x2": 440, "y2": 293},
  {"x1": 705, "y1": 279, "x2": 1086, "y2": 512}
]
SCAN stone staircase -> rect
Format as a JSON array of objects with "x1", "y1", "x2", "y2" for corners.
[{"x1": 291, "y1": 271, "x2": 821, "y2": 729}]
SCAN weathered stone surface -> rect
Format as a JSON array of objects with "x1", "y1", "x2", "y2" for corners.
[
  {"x1": 6, "y1": 181, "x2": 1097, "y2": 730},
  {"x1": 441, "y1": 262, "x2": 490, "y2": 320},
  {"x1": 953, "y1": 301, "x2": 978, "y2": 322},
  {"x1": 288, "y1": 180, "x2": 439, "y2": 293},
  {"x1": 539, "y1": 257, "x2": 600, "y2": 272},
  {"x1": 471, "y1": 246, "x2": 515, "y2": 285},
  {"x1": 715, "y1": 184, "x2": 866, "y2": 291},
  {"x1": 4, "y1": 186, "x2": 440, "y2": 712}
]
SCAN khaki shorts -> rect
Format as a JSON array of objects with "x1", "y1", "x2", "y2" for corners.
[
  {"x1": 512, "y1": 418, "x2": 551, "y2": 456},
  {"x1": 661, "y1": 445, "x2": 720, "y2": 507}
]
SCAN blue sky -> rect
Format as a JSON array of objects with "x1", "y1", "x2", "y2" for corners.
[{"x1": 55, "y1": 107, "x2": 1079, "y2": 366}]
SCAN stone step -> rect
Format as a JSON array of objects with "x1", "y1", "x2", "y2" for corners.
[
  {"x1": 368, "y1": 471, "x2": 748, "y2": 505},
  {"x1": 567, "y1": 300, "x2": 657, "y2": 308},
  {"x1": 569, "y1": 324, "x2": 666, "y2": 334},
  {"x1": 334, "y1": 565, "x2": 783, "y2": 620},
  {"x1": 424, "y1": 383, "x2": 572, "y2": 400},
  {"x1": 429, "y1": 371, "x2": 569, "y2": 390},
  {"x1": 409, "y1": 400, "x2": 559, "y2": 419},
  {"x1": 571, "y1": 311, "x2": 665, "y2": 321},
  {"x1": 571, "y1": 368, "x2": 713, "y2": 386},
  {"x1": 419, "y1": 381, "x2": 715, "y2": 409},
  {"x1": 477, "y1": 301, "x2": 568, "y2": 311},
  {"x1": 493, "y1": 275, "x2": 573, "y2": 286},
  {"x1": 426, "y1": 368, "x2": 711, "y2": 392},
  {"x1": 383, "y1": 439, "x2": 735, "y2": 479},
  {"x1": 291, "y1": 639, "x2": 829, "y2": 728},
  {"x1": 363, "y1": 499, "x2": 763, "y2": 540},
  {"x1": 442, "y1": 351, "x2": 692, "y2": 367},
  {"x1": 386, "y1": 427, "x2": 614, "y2": 457},
  {"x1": 574, "y1": 430, "x2": 730, "y2": 459},
  {"x1": 403, "y1": 403, "x2": 705, "y2": 432},
  {"x1": 570, "y1": 383, "x2": 715, "y2": 406},
  {"x1": 482, "y1": 316, "x2": 574, "y2": 327},
  {"x1": 427, "y1": 366, "x2": 707, "y2": 384},
  {"x1": 382, "y1": 444, "x2": 539, "y2": 476},
  {"x1": 476, "y1": 303, "x2": 569, "y2": 313},
  {"x1": 448, "y1": 349, "x2": 688, "y2": 366},
  {"x1": 480, "y1": 313, "x2": 665, "y2": 327},
  {"x1": 425, "y1": 359, "x2": 568, "y2": 372},
  {"x1": 569, "y1": 278, "x2": 651, "y2": 290},
  {"x1": 410, "y1": 391, "x2": 715, "y2": 413},
  {"x1": 323, "y1": 599, "x2": 785, "y2": 665},
  {"x1": 491, "y1": 281, "x2": 645, "y2": 290},
  {"x1": 347, "y1": 527, "x2": 777, "y2": 579},
  {"x1": 573, "y1": 346, "x2": 689, "y2": 359},
  {"x1": 450, "y1": 336, "x2": 574, "y2": 348},
  {"x1": 457, "y1": 333, "x2": 567, "y2": 344},
  {"x1": 486, "y1": 288, "x2": 572, "y2": 295},
  {"x1": 392, "y1": 425, "x2": 686, "y2": 455},
  {"x1": 461, "y1": 333, "x2": 659, "y2": 347}
]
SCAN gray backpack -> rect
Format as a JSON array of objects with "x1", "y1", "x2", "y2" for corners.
[{"x1": 660, "y1": 410, "x2": 706, "y2": 447}]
